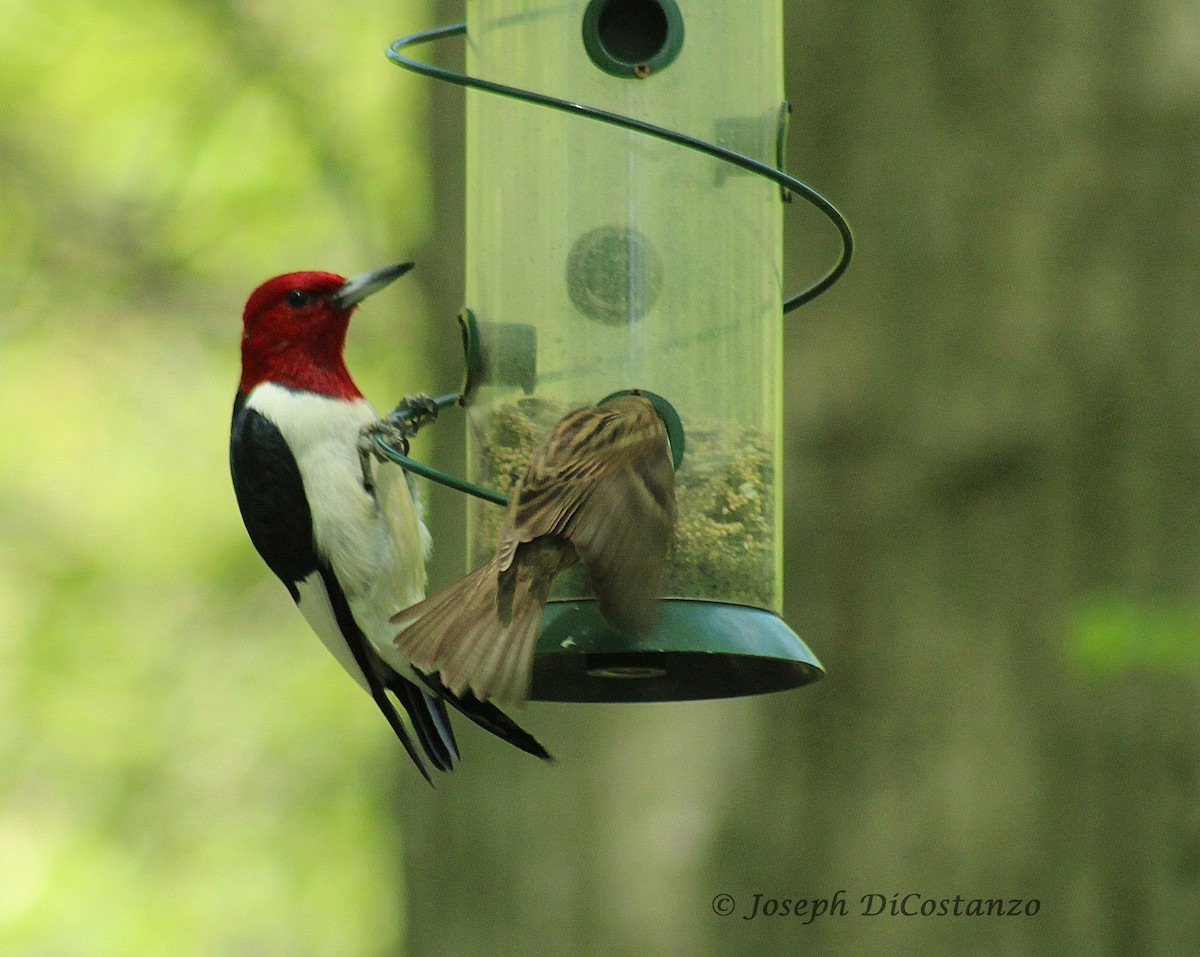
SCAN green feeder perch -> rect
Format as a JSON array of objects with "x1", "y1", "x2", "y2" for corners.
[{"x1": 386, "y1": 0, "x2": 852, "y2": 702}]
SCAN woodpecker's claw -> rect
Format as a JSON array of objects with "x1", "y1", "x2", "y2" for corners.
[
  {"x1": 357, "y1": 429, "x2": 384, "y2": 495},
  {"x1": 394, "y1": 393, "x2": 441, "y2": 433},
  {"x1": 357, "y1": 394, "x2": 443, "y2": 494}
]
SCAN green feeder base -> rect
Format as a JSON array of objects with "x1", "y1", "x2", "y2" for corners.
[{"x1": 530, "y1": 599, "x2": 824, "y2": 703}]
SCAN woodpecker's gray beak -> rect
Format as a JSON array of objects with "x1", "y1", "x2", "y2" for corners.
[{"x1": 328, "y1": 262, "x2": 414, "y2": 310}]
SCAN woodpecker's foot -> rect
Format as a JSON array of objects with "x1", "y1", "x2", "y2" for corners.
[
  {"x1": 357, "y1": 439, "x2": 376, "y2": 496},
  {"x1": 357, "y1": 418, "x2": 412, "y2": 495},
  {"x1": 357, "y1": 395, "x2": 441, "y2": 493},
  {"x1": 356, "y1": 430, "x2": 380, "y2": 496},
  {"x1": 392, "y1": 393, "x2": 441, "y2": 436},
  {"x1": 359, "y1": 418, "x2": 412, "y2": 459}
]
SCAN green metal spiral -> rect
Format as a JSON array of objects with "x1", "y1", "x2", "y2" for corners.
[
  {"x1": 372, "y1": 21, "x2": 854, "y2": 502},
  {"x1": 386, "y1": 22, "x2": 853, "y2": 312}
]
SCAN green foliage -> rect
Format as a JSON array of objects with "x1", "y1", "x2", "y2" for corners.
[
  {"x1": 1070, "y1": 597, "x2": 1200, "y2": 676},
  {"x1": 0, "y1": 1, "x2": 436, "y2": 953}
]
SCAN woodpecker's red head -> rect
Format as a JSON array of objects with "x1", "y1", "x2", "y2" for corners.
[{"x1": 238, "y1": 262, "x2": 413, "y2": 398}]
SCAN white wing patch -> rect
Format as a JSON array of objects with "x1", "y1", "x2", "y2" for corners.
[{"x1": 295, "y1": 571, "x2": 369, "y2": 690}]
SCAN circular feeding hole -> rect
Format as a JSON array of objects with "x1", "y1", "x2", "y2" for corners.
[{"x1": 582, "y1": 0, "x2": 683, "y2": 78}]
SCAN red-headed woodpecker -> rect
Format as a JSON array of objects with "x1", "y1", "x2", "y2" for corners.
[{"x1": 229, "y1": 263, "x2": 550, "y2": 782}]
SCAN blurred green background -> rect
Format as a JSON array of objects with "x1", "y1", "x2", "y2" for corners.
[{"x1": 3, "y1": 1, "x2": 1199, "y2": 955}]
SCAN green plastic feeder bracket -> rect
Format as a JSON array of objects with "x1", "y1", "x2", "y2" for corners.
[{"x1": 533, "y1": 601, "x2": 823, "y2": 702}]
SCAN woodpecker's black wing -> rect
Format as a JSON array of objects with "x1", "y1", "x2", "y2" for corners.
[
  {"x1": 229, "y1": 393, "x2": 315, "y2": 599},
  {"x1": 229, "y1": 394, "x2": 459, "y2": 781},
  {"x1": 317, "y1": 566, "x2": 459, "y2": 780}
]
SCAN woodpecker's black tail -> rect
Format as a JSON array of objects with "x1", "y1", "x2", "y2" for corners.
[
  {"x1": 416, "y1": 670, "x2": 553, "y2": 763},
  {"x1": 384, "y1": 671, "x2": 460, "y2": 774},
  {"x1": 317, "y1": 567, "x2": 459, "y2": 784}
]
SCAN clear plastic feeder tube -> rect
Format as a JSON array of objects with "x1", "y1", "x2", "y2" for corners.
[{"x1": 465, "y1": 0, "x2": 785, "y2": 614}]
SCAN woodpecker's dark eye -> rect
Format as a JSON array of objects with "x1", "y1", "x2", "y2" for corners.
[{"x1": 285, "y1": 289, "x2": 314, "y2": 309}]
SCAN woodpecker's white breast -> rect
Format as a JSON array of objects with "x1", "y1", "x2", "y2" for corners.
[{"x1": 245, "y1": 383, "x2": 431, "y2": 658}]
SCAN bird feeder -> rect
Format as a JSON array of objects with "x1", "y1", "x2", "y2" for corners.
[{"x1": 387, "y1": 0, "x2": 851, "y2": 702}]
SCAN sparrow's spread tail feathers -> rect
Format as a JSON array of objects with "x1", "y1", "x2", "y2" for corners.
[{"x1": 391, "y1": 547, "x2": 562, "y2": 708}]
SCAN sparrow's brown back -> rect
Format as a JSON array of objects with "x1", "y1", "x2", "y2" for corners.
[{"x1": 499, "y1": 393, "x2": 676, "y2": 634}]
